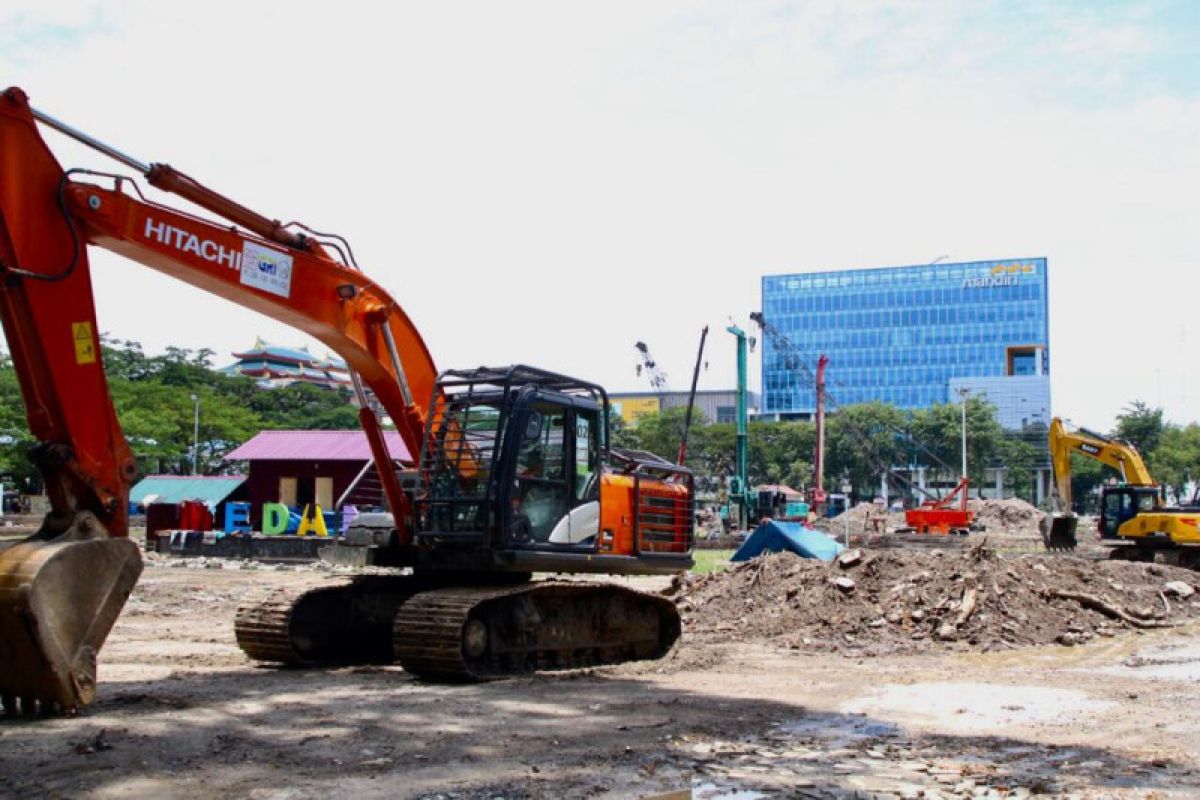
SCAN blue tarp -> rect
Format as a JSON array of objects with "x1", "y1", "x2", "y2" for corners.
[{"x1": 731, "y1": 519, "x2": 845, "y2": 563}]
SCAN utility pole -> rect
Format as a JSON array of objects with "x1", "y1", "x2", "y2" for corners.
[{"x1": 190, "y1": 393, "x2": 200, "y2": 475}]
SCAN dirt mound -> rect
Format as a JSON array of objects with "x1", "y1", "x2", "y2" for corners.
[
  {"x1": 671, "y1": 545, "x2": 1200, "y2": 656},
  {"x1": 808, "y1": 497, "x2": 1046, "y2": 539},
  {"x1": 970, "y1": 497, "x2": 1044, "y2": 536},
  {"x1": 810, "y1": 502, "x2": 904, "y2": 536}
]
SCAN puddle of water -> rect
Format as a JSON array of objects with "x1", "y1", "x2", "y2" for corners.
[
  {"x1": 839, "y1": 681, "x2": 1116, "y2": 734},
  {"x1": 1084, "y1": 642, "x2": 1200, "y2": 682},
  {"x1": 951, "y1": 623, "x2": 1200, "y2": 673},
  {"x1": 779, "y1": 714, "x2": 901, "y2": 746},
  {"x1": 690, "y1": 784, "x2": 768, "y2": 800},
  {"x1": 642, "y1": 786, "x2": 766, "y2": 800}
]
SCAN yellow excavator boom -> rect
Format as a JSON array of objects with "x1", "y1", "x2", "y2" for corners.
[{"x1": 1047, "y1": 417, "x2": 1157, "y2": 511}]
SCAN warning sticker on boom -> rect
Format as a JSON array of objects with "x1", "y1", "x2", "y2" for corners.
[
  {"x1": 72, "y1": 321, "x2": 96, "y2": 365},
  {"x1": 240, "y1": 242, "x2": 294, "y2": 299}
]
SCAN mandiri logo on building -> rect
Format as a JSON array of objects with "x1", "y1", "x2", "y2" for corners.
[{"x1": 962, "y1": 262, "x2": 1035, "y2": 289}]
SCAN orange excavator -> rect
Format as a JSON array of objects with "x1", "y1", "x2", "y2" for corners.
[{"x1": 0, "y1": 87, "x2": 693, "y2": 715}]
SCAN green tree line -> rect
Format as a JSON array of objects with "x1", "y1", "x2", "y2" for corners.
[
  {"x1": 620, "y1": 398, "x2": 1200, "y2": 510},
  {"x1": 0, "y1": 337, "x2": 360, "y2": 491},
  {"x1": 4, "y1": 338, "x2": 1195, "y2": 510},
  {"x1": 615, "y1": 395, "x2": 1040, "y2": 502}
]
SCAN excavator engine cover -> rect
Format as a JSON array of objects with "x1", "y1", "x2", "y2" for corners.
[
  {"x1": 1041, "y1": 513, "x2": 1078, "y2": 551},
  {"x1": 0, "y1": 536, "x2": 142, "y2": 714}
]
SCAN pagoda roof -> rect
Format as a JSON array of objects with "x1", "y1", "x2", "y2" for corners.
[{"x1": 229, "y1": 337, "x2": 348, "y2": 370}]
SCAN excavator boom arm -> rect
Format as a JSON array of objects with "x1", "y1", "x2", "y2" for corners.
[
  {"x1": 0, "y1": 87, "x2": 438, "y2": 538},
  {"x1": 0, "y1": 86, "x2": 437, "y2": 713},
  {"x1": 1048, "y1": 416, "x2": 1157, "y2": 511}
]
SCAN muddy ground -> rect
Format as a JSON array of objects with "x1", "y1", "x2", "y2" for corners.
[{"x1": 3, "y1": 552, "x2": 1200, "y2": 799}]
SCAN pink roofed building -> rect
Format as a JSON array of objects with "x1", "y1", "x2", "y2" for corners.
[{"x1": 224, "y1": 430, "x2": 412, "y2": 525}]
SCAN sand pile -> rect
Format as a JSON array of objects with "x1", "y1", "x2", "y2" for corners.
[{"x1": 671, "y1": 544, "x2": 1200, "y2": 656}]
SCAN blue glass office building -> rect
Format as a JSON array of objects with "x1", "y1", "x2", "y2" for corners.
[{"x1": 760, "y1": 258, "x2": 1050, "y2": 430}]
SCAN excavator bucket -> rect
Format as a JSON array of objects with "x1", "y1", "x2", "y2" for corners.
[
  {"x1": 1040, "y1": 513, "x2": 1078, "y2": 551},
  {"x1": 0, "y1": 537, "x2": 142, "y2": 714}
]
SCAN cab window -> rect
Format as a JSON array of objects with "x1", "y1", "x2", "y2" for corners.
[
  {"x1": 574, "y1": 410, "x2": 599, "y2": 501},
  {"x1": 513, "y1": 405, "x2": 569, "y2": 542}
]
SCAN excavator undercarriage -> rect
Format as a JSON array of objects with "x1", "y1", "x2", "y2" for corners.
[{"x1": 234, "y1": 576, "x2": 681, "y2": 681}]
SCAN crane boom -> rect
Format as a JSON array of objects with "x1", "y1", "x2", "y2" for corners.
[{"x1": 634, "y1": 340, "x2": 670, "y2": 407}]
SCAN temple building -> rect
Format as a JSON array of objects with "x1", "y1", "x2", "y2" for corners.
[{"x1": 220, "y1": 338, "x2": 351, "y2": 390}]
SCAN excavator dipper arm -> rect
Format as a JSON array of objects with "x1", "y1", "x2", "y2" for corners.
[{"x1": 0, "y1": 87, "x2": 436, "y2": 712}]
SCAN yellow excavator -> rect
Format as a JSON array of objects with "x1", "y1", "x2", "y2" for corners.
[{"x1": 1043, "y1": 417, "x2": 1200, "y2": 567}]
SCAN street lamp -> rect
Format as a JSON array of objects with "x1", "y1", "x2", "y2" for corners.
[
  {"x1": 190, "y1": 393, "x2": 200, "y2": 475},
  {"x1": 955, "y1": 387, "x2": 970, "y2": 479}
]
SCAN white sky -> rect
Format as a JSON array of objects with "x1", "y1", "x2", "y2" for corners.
[{"x1": 3, "y1": 1, "x2": 1198, "y2": 430}]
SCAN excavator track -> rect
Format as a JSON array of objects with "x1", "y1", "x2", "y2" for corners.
[
  {"x1": 393, "y1": 582, "x2": 681, "y2": 681},
  {"x1": 235, "y1": 576, "x2": 421, "y2": 666}
]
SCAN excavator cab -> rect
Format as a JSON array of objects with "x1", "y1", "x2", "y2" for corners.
[
  {"x1": 415, "y1": 365, "x2": 606, "y2": 551},
  {"x1": 415, "y1": 365, "x2": 692, "y2": 575},
  {"x1": 1099, "y1": 485, "x2": 1160, "y2": 540}
]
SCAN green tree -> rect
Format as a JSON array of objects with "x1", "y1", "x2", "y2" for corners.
[
  {"x1": 0, "y1": 355, "x2": 39, "y2": 491},
  {"x1": 1114, "y1": 400, "x2": 1164, "y2": 456},
  {"x1": 1065, "y1": 453, "x2": 1109, "y2": 514},
  {"x1": 747, "y1": 420, "x2": 814, "y2": 489},
  {"x1": 998, "y1": 433, "x2": 1039, "y2": 502},
  {"x1": 618, "y1": 406, "x2": 692, "y2": 462},
  {"x1": 824, "y1": 402, "x2": 906, "y2": 499},
  {"x1": 908, "y1": 396, "x2": 1005, "y2": 486},
  {"x1": 1149, "y1": 423, "x2": 1200, "y2": 502},
  {"x1": 1, "y1": 337, "x2": 369, "y2": 487},
  {"x1": 251, "y1": 382, "x2": 359, "y2": 430},
  {"x1": 687, "y1": 421, "x2": 735, "y2": 497}
]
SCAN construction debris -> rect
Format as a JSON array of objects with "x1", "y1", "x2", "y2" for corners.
[
  {"x1": 967, "y1": 497, "x2": 1044, "y2": 536},
  {"x1": 672, "y1": 543, "x2": 1200, "y2": 656},
  {"x1": 810, "y1": 502, "x2": 902, "y2": 536},
  {"x1": 811, "y1": 497, "x2": 1046, "y2": 540}
]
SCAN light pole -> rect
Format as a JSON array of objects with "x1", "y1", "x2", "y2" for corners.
[
  {"x1": 190, "y1": 393, "x2": 200, "y2": 475},
  {"x1": 955, "y1": 387, "x2": 970, "y2": 479}
]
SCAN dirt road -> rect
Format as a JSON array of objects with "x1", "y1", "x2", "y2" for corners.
[{"x1": 2, "y1": 556, "x2": 1199, "y2": 799}]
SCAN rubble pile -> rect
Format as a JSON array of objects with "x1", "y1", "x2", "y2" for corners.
[
  {"x1": 809, "y1": 497, "x2": 1046, "y2": 540},
  {"x1": 810, "y1": 503, "x2": 904, "y2": 535},
  {"x1": 671, "y1": 544, "x2": 1200, "y2": 656},
  {"x1": 969, "y1": 497, "x2": 1044, "y2": 536}
]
